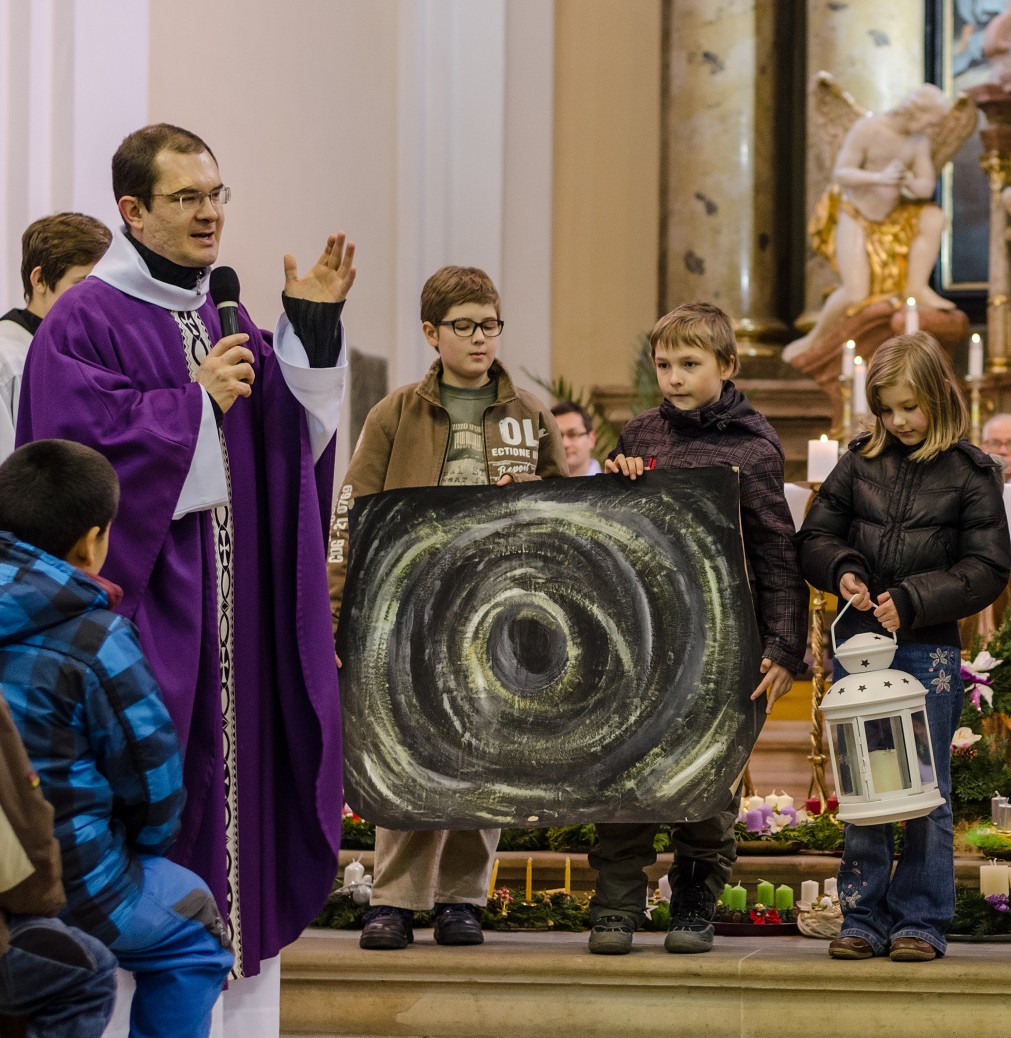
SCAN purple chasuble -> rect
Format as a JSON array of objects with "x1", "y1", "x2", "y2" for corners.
[{"x1": 17, "y1": 276, "x2": 342, "y2": 976}]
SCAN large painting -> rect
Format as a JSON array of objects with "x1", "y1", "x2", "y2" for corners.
[
  {"x1": 336, "y1": 468, "x2": 765, "y2": 830},
  {"x1": 930, "y1": 0, "x2": 1006, "y2": 295}
]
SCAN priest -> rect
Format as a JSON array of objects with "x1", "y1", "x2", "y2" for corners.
[{"x1": 16, "y1": 123, "x2": 354, "y2": 1033}]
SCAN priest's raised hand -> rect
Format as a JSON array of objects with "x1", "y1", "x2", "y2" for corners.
[{"x1": 282, "y1": 231, "x2": 357, "y2": 303}]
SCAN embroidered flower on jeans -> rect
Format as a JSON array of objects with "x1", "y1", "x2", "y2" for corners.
[
  {"x1": 931, "y1": 668, "x2": 952, "y2": 693},
  {"x1": 929, "y1": 648, "x2": 947, "y2": 671}
]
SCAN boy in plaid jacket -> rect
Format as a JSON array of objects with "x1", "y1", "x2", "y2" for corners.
[
  {"x1": 0, "y1": 440, "x2": 233, "y2": 1037},
  {"x1": 588, "y1": 302, "x2": 807, "y2": 956}
]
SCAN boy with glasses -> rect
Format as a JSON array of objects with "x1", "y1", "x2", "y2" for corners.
[{"x1": 328, "y1": 265, "x2": 567, "y2": 950}]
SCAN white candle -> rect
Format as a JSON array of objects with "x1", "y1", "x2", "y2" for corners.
[
  {"x1": 969, "y1": 333, "x2": 984, "y2": 378},
  {"x1": 807, "y1": 436, "x2": 839, "y2": 483},
  {"x1": 905, "y1": 297, "x2": 919, "y2": 334},
  {"x1": 979, "y1": 861, "x2": 1010, "y2": 897},
  {"x1": 823, "y1": 877, "x2": 838, "y2": 898},
  {"x1": 745, "y1": 795, "x2": 764, "y2": 811},
  {"x1": 800, "y1": 880, "x2": 819, "y2": 905},
  {"x1": 869, "y1": 748, "x2": 905, "y2": 793},
  {"x1": 842, "y1": 339, "x2": 856, "y2": 379},
  {"x1": 853, "y1": 356, "x2": 868, "y2": 417},
  {"x1": 343, "y1": 859, "x2": 365, "y2": 887},
  {"x1": 777, "y1": 793, "x2": 794, "y2": 810}
]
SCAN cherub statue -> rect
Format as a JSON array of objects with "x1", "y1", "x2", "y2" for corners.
[{"x1": 784, "y1": 73, "x2": 977, "y2": 363}]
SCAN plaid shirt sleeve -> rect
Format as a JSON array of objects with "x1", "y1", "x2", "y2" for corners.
[{"x1": 86, "y1": 617, "x2": 184, "y2": 856}]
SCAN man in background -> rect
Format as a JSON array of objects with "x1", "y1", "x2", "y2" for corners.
[
  {"x1": 0, "y1": 213, "x2": 111, "y2": 461},
  {"x1": 982, "y1": 412, "x2": 1011, "y2": 482},
  {"x1": 551, "y1": 401, "x2": 600, "y2": 476}
]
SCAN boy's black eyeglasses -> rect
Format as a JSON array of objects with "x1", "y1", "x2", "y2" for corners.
[{"x1": 436, "y1": 319, "x2": 504, "y2": 338}]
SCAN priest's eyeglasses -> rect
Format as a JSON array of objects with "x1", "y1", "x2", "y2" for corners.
[
  {"x1": 151, "y1": 186, "x2": 232, "y2": 213},
  {"x1": 435, "y1": 318, "x2": 504, "y2": 338}
]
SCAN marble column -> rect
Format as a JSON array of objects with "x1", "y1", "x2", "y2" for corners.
[
  {"x1": 798, "y1": 1, "x2": 925, "y2": 331},
  {"x1": 660, "y1": 0, "x2": 788, "y2": 355},
  {"x1": 973, "y1": 85, "x2": 1011, "y2": 372}
]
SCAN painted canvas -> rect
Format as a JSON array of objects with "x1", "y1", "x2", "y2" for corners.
[{"x1": 337, "y1": 467, "x2": 764, "y2": 829}]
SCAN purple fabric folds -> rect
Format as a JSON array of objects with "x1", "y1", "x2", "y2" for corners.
[{"x1": 17, "y1": 278, "x2": 342, "y2": 973}]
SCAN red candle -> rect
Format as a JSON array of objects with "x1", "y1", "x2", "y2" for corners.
[
  {"x1": 826, "y1": 795, "x2": 839, "y2": 813},
  {"x1": 805, "y1": 796, "x2": 822, "y2": 815}
]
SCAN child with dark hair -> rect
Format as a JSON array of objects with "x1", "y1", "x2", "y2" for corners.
[
  {"x1": 0, "y1": 214, "x2": 111, "y2": 461},
  {"x1": 329, "y1": 266, "x2": 567, "y2": 951},
  {"x1": 0, "y1": 439, "x2": 234, "y2": 1037}
]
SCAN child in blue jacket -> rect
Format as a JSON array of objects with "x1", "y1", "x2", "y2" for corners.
[{"x1": 0, "y1": 439, "x2": 233, "y2": 1037}]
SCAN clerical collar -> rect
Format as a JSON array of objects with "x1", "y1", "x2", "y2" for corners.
[
  {"x1": 0, "y1": 307, "x2": 42, "y2": 335},
  {"x1": 125, "y1": 229, "x2": 206, "y2": 290}
]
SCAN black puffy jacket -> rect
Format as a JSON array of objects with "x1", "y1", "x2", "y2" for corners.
[{"x1": 796, "y1": 435, "x2": 1011, "y2": 648}]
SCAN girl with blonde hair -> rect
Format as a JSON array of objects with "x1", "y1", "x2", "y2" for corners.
[{"x1": 797, "y1": 331, "x2": 1010, "y2": 962}]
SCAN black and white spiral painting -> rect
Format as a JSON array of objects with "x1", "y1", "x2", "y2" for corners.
[{"x1": 337, "y1": 468, "x2": 764, "y2": 829}]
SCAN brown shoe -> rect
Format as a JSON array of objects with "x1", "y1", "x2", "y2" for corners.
[
  {"x1": 889, "y1": 937, "x2": 936, "y2": 962},
  {"x1": 828, "y1": 935, "x2": 875, "y2": 959}
]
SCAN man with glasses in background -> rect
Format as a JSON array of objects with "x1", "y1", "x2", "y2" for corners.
[
  {"x1": 551, "y1": 401, "x2": 601, "y2": 476},
  {"x1": 17, "y1": 123, "x2": 356, "y2": 1036},
  {"x1": 983, "y1": 413, "x2": 1011, "y2": 482}
]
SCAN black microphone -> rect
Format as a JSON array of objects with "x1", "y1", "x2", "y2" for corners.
[{"x1": 209, "y1": 266, "x2": 241, "y2": 338}]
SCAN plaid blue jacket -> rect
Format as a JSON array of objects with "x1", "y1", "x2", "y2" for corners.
[{"x1": 0, "y1": 531, "x2": 184, "y2": 943}]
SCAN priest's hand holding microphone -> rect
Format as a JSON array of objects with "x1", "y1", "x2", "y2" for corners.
[{"x1": 196, "y1": 231, "x2": 357, "y2": 413}]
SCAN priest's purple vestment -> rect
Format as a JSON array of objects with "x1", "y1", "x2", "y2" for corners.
[{"x1": 16, "y1": 234, "x2": 344, "y2": 977}]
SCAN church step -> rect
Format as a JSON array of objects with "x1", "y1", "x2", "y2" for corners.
[{"x1": 280, "y1": 928, "x2": 1008, "y2": 1038}]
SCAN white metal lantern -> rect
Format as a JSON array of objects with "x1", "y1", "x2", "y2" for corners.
[{"x1": 819, "y1": 600, "x2": 944, "y2": 825}]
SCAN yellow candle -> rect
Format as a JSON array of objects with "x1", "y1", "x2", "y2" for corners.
[
  {"x1": 487, "y1": 858, "x2": 500, "y2": 897},
  {"x1": 868, "y1": 748, "x2": 904, "y2": 793},
  {"x1": 564, "y1": 856, "x2": 571, "y2": 894},
  {"x1": 526, "y1": 857, "x2": 533, "y2": 901}
]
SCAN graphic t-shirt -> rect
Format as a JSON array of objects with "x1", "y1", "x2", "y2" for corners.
[{"x1": 439, "y1": 380, "x2": 497, "y2": 486}]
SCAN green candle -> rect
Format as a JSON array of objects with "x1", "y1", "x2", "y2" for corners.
[
  {"x1": 775, "y1": 884, "x2": 794, "y2": 910},
  {"x1": 721, "y1": 883, "x2": 733, "y2": 906},
  {"x1": 756, "y1": 879, "x2": 774, "y2": 907},
  {"x1": 728, "y1": 883, "x2": 747, "y2": 911}
]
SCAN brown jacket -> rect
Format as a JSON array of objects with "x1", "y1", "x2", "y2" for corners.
[
  {"x1": 0, "y1": 694, "x2": 64, "y2": 954},
  {"x1": 328, "y1": 359, "x2": 567, "y2": 628}
]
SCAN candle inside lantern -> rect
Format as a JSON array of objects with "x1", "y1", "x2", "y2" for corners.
[
  {"x1": 853, "y1": 355, "x2": 868, "y2": 416},
  {"x1": 869, "y1": 748, "x2": 905, "y2": 793},
  {"x1": 525, "y1": 857, "x2": 533, "y2": 901},
  {"x1": 904, "y1": 297, "x2": 919, "y2": 334},
  {"x1": 800, "y1": 880, "x2": 819, "y2": 905},
  {"x1": 823, "y1": 877, "x2": 838, "y2": 898},
  {"x1": 343, "y1": 859, "x2": 365, "y2": 887},
  {"x1": 487, "y1": 858, "x2": 500, "y2": 897},
  {"x1": 564, "y1": 856, "x2": 571, "y2": 894},
  {"x1": 728, "y1": 884, "x2": 747, "y2": 912},
  {"x1": 969, "y1": 332, "x2": 984, "y2": 378},
  {"x1": 842, "y1": 339, "x2": 856, "y2": 379},
  {"x1": 775, "y1": 884, "x2": 794, "y2": 911},
  {"x1": 979, "y1": 860, "x2": 1010, "y2": 897},
  {"x1": 756, "y1": 879, "x2": 775, "y2": 906},
  {"x1": 807, "y1": 436, "x2": 839, "y2": 484}
]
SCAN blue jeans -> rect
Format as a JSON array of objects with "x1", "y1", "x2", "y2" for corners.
[
  {"x1": 0, "y1": 915, "x2": 117, "y2": 1038},
  {"x1": 109, "y1": 856, "x2": 233, "y2": 1038},
  {"x1": 834, "y1": 643, "x2": 962, "y2": 956}
]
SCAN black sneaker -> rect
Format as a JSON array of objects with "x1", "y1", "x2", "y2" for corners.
[
  {"x1": 433, "y1": 903, "x2": 484, "y2": 946},
  {"x1": 588, "y1": 915, "x2": 634, "y2": 955},
  {"x1": 664, "y1": 860, "x2": 717, "y2": 954},
  {"x1": 359, "y1": 906, "x2": 414, "y2": 950}
]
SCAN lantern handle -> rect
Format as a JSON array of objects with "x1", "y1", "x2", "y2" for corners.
[{"x1": 830, "y1": 593, "x2": 897, "y2": 654}]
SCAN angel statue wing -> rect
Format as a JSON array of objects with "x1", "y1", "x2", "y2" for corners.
[
  {"x1": 810, "y1": 71, "x2": 866, "y2": 183},
  {"x1": 929, "y1": 93, "x2": 978, "y2": 171}
]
